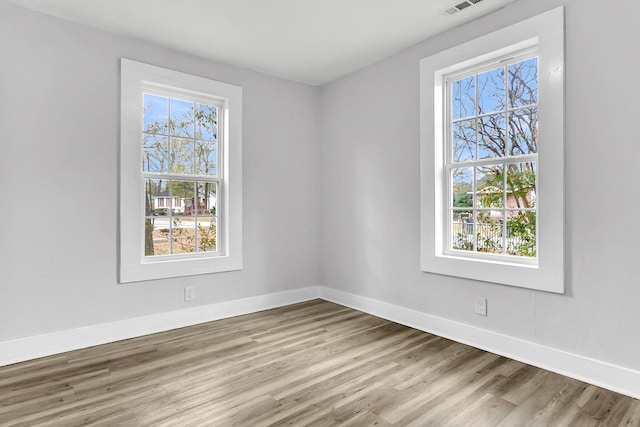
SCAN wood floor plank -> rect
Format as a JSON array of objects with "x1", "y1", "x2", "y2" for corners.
[
  {"x1": 495, "y1": 370, "x2": 578, "y2": 426},
  {"x1": 335, "y1": 409, "x2": 394, "y2": 427},
  {"x1": 567, "y1": 387, "x2": 627, "y2": 426},
  {"x1": 620, "y1": 400, "x2": 640, "y2": 426},
  {"x1": 442, "y1": 393, "x2": 516, "y2": 427},
  {"x1": 255, "y1": 363, "x2": 400, "y2": 426},
  {"x1": 372, "y1": 350, "x2": 497, "y2": 423},
  {"x1": 0, "y1": 300, "x2": 638, "y2": 427},
  {"x1": 398, "y1": 358, "x2": 523, "y2": 426},
  {"x1": 527, "y1": 379, "x2": 586, "y2": 426}
]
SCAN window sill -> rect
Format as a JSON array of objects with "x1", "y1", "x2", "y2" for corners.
[
  {"x1": 421, "y1": 249, "x2": 562, "y2": 293},
  {"x1": 120, "y1": 254, "x2": 243, "y2": 283}
]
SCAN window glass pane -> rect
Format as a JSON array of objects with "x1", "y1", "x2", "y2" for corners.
[
  {"x1": 171, "y1": 217, "x2": 196, "y2": 254},
  {"x1": 506, "y1": 162, "x2": 536, "y2": 208},
  {"x1": 195, "y1": 141, "x2": 217, "y2": 176},
  {"x1": 143, "y1": 134, "x2": 169, "y2": 172},
  {"x1": 451, "y1": 211, "x2": 474, "y2": 252},
  {"x1": 145, "y1": 217, "x2": 170, "y2": 256},
  {"x1": 143, "y1": 94, "x2": 168, "y2": 134},
  {"x1": 197, "y1": 181, "x2": 218, "y2": 216},
  {"x1": 170, "y1": 98, "x2": 194, "y2": 137},
  {"x1": 196, "y1": 104, "x2": 218, "y2": 141},
  {"x1": 509, "y1": 108, "x2": 538, "y2": 155},
  {"x1": 509, "y1": 57, "x2": 538, "y2": 108},
  {"x1": 476, "y1": 165, "x2": 504, "y2": 208},
  {"x1": 145, "y1": 179, "x2": 170, "y2": 257},
  {"x1": 452, "y1": 120, "x2": 476, "y2": 162},
  {"x1": 477, "y1": 210, "x2": 504, "y2": 254},
  {"x1": 506, "y1": 211, "x2": 536, "y2": 257},
  {"x1": 170, "y1": 138, "x2": 194, "y2": 174},
  {"x1": 145, "y1": 178, "x2": 169, "y2": 216},
  {"x1": 478, "y1": 113, "x2": 506, "y2": 159},
  {"x1": 197, "y1": 217, "x2": 217, "y2": 252},
  {"x1": 452, "y1": 167, "x2": 473, "y2": 208},
  {"x1": 172, "y1": 181, "x2": 196, "y2": 216},
  {"x1": 451, "y1": 76, "x2": 475, "y2": 120},
  {"x1": 477, "y1": 67, "x2": 505, "y2": 115}
]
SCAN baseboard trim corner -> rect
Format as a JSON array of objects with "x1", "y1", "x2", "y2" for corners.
[{"x1": 4, "y1": 284, "x2": 639, "y2": 401}]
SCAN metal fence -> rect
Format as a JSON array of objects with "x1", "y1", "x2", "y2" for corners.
[{"x1": 452, "y1": 220, "x2": 533, "y2": 255}]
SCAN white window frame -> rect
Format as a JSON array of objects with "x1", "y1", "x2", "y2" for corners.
[
  {"x1": 120, "y1": 59, "x2": 242, "y2": 283},
  {"x1": 420, "y1": 7, "x2": 564, "y2": 293}
]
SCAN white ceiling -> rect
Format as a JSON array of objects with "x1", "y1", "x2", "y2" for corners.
[{"x1": 5, "y1": 0, "x2": 517, "y2": 85}]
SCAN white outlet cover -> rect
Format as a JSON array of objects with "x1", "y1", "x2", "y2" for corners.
[
  {"x1": 474, "y1": 297, "x2": 487, "y2": 316},
  {"x1": 184, "y1": 286, "x2": 196, "y2": 301}
]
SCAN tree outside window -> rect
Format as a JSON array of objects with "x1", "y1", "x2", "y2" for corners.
[{"x1": 449, "y1": 56, "x2": 538, "y2": 258}]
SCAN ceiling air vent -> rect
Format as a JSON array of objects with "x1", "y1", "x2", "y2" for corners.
[{"x1": 444, "y1": 0, "x2": 484, "y2": 15}]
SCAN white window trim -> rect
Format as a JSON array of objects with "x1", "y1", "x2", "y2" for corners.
[
  {"x1": 420, "y1": 7, "x2": 564, "y2": 293},
  {"x1": 120, "y1": 59, "x2": 242, "y2": 283}
]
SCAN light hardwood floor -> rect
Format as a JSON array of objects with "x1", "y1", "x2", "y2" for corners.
[{"x1": 1, "y1": 299, "x2": 639, "y2": 426}]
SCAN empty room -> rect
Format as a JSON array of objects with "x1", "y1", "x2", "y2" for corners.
[{"x1": 1, "y1": 0, "x2": 639, "y2": 425}]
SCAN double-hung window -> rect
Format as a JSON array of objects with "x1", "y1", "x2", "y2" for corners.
[
  {"x1": 446, "y1": 51, "x2": 538, "y2": 260},
  {"x1": 120, "y1": 59, "x2": 242, "y2": 283},
  {"x1": 420, "y1": 7, "x2": 564, "y2": 292},
  {"x1": 142, "y1": 91, "x2": 221, "y2": 257}
]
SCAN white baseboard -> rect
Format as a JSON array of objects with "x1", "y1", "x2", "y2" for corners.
[
  {"x1": 3, "y1": 285, "x2": 638, "y2": 400},
  {"x1": 319, "y1": 286, "x2": 640, "y2": 400},
  {"x1": 0, "y1": 286, "x2": 320, "y2": 367}
]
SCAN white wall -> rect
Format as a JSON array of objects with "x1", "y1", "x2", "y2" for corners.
[
  {"x1": 320, "y1": 0, "x2": 640, "y2": 372},
  {"x1": 0, "y1": 1, "x2": 320, "y2": 341}
]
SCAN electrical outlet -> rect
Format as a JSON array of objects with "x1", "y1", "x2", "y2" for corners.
[
  {"x1": 474, "y1": 297, "x2": 487, "y2": 316},
  {"x1": 184, "y1": 286, "x2": 196, "y2": 301}
]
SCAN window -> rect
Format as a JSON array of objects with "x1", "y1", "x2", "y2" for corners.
[
  {"x1": 420, "y1": 7, "x2": 564, "y2": 292},
  {"x1": 142, "y1": 92, "x2": 220, "y2": 256},
  {"x1": 447, "y1": 53, "x2": 538, "y2": 260},
  {"x1": 120, "y1": 59, "x2": 242, "y2": 283}
]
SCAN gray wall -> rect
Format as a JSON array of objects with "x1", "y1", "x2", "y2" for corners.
[
  {"x1": 2, "y1": 0, "x2": 639, "y2": 375},
  {"x1": 320, "y1": 0, "x2": 640, "y2": 370},
  {"x1": 0, "y1": 1, "x2": 320, "y2": 341}
]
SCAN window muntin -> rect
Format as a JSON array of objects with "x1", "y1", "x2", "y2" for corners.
[
  {"x1": 445, "y1": 52, "x2": 538, "y2": 262},
  {"x1": 142, "y1": 91, "x2": 221, "y2": 258}
]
